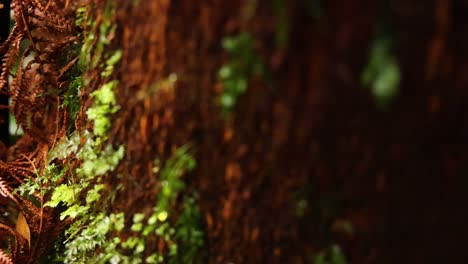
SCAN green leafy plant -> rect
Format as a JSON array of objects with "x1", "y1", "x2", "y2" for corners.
[
  {"x1": 38, "y1": 2, "x2": 127, "y2": 262},
  {"x1": 86, "y1": 81, "x2": 120, "y2": 137},
  {"x1": 218, "y1": 32, "x2": 265, "y2": 114},
  {"x1": 43, "y1": 143, "x2": 203, "y2": 263},
  {"x1": 116, "y1": 146, "x2": 204, "y2": 264},
  {"x1": 314, "y1": 244, "x2": 348, "y2": 264},
  {"x1": 361, "y1": 36, "x2": 400, "y2": 109},
  {"x1": 171, "y1": 194, "x2": 205, "y2": 264}
]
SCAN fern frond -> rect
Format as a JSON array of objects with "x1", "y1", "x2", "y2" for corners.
[
  {"x1": 0, "y1": 179, "x2": 14, "y2": 201},
  {"x1": 0, "y1": 249, "x2": 13, "y2": 264}
]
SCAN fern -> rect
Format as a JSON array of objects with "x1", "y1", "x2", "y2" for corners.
[{"x1": 0, "y1": 249, "x2": 13, "y2": 264}]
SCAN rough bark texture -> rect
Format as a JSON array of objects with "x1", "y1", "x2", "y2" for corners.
[{"x1": 111, "y1": 0, "x2": 468, "y2": 263}]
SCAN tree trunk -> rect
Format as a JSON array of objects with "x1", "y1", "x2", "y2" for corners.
[{"x1": 1, "y1": 0, "x2": 468, "y2": 263}]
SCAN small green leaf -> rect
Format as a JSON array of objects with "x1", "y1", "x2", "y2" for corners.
[
  {"x1": 148, "y1": 214, "x2": 158, "y2": 225},
  {"x1": 112, "y1": 212, "x2": 125, "y2": 231},
  {"x1": 218, "y1": 65, "x2": 232, "y2": 79},
  {"x1": 131, "y1": 222, "x2": 143, "y2": 232},
  {"x1": 134, "y1": 241, "x2": 145, "y2": 254},
  {"x1": 133, "y1": 213, "x2": 145, "y2": 223},
  {"x1": 45, "y1": 184, "x2": 75, "y2": 208},
  {"x1": 157, "y1": 211, "x2": 168, "y2": 222},
  {"x1": 60, "y1": 205, "x2": 89, "y2": 220},
  {"x1": 220, "y1": 94, "x2": 234, "y2": 109},
  {"x1": 86, "y1": 184, "x2": 104, "y2": 204}
]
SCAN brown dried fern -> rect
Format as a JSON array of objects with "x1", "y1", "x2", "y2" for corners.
[
  {"x1": 0, "y1": 0, "x2": 84, "y2": 262},
  {"x1": 0, "y1": 249, "x2": 13, "y2": 264},
  {"x1": 0, "y1": 180, "x2": 18, "y2": 205}
]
